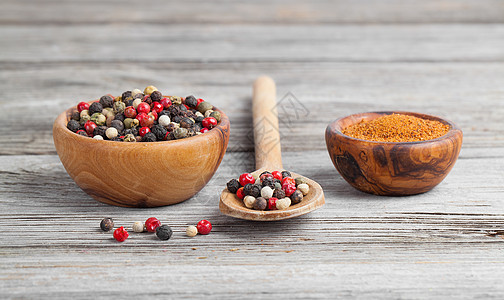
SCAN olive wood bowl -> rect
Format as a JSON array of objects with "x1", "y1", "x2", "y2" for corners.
[
  {"x1": 53, "y1": 100, "x2": 230, "y2": 207},
  {"x1": 325, "y1": 111, "x2": 463, "y2": 196}
]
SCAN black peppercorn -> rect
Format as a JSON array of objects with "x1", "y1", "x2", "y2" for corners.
[
  {"x1": 100, "y1": 218, "x2": 114, "y2": 231},
  {"x1": 184, "y1": 95, "x2": 198, "y2": 108},
  {"x1": 99, "y1": 95, "x2": 114, "y2": 108},
  {"x1": 71, "y1": 111, "x2": 80, "y2": 121},
  {"x1": 273, "y1": 188, "x2": 285, "y2": 199},
  {"x1": 195, "y1": 115, "x2": 204, "y2": 123},
  {"x1": 77, "y1": 130, "x2": 88, "y2": 136},
  {"x1": 143, "y1": 96, "x2": 152, "y2": 105},
  {"x1": 150, "y1": 90, "x2": 162, "y2": 102},
  {"x1": 156, "y1": 224, "x2": 173, "y2": 240},
  {"x1": 151, "y1": 124, "x2": 167, "y2": 141},
  {"x1": 249, "y1": 184, "x2": 261, "y2": 198},
  {"x1": 142, "y1": 132, "x2": 157, "y2": 142},
  {"x1": 93, "y1": 125, "x2": 107, "y2": 138},
  {"x1": 114, "y1": 113, "x2": 125, "y2": 123},
  {"x1": 290, "y1": 189, "x2": 303, "y2": 204},
  {"x1": 261, "y1": 177, "x2": 275, "y2": 189},
  {"x1": 172, "y1": 115, "x2": 182, "y2": 123},
  {"x1": 180, "y1": 117, "x2": 195, "y2": 129},
  {"x1": 281, "y1": 170, "x2": 292, "y2": 178},
  {"x1": 243, "y1": 183, "x2": 254, "y2": 196},
  {"x1": 67, "y1": 119, "x2": 80, "y2": 132},
  {"x1": 179, "y1": 104, "x2": 187, "y2": 112},
  {"x1": 89, "y1": 102, "x2": 103, "y2": 115},
  {"x1": 133, "y1": 93, "x2": 143, "y2": 99},
  {"x1": 253, "y1": 197, "x2": 267, "y2": 210},
  {"x1": 121, "y1": 91, "x2": 133, "y2": 102},
  {"x1": 227, "y1": 179, "x2": 241, "y2": 193},
  {"x1": 110, "y1": 119, "x2": 124, "y2": 132},
  {"x1": 125, "y1": 99, "x2": 134, "y2": 107}
]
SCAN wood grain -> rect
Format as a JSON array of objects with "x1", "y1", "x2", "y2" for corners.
[{"x1": 326, "y1": 111, "x2": 463, "y2": 196}]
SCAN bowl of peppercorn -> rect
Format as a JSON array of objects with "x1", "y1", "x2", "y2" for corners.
[
  {"x1": 325, "y1": 111, "x2": 463, "y2": 196},
  {"x1": 53, "y1": 86, "x2": 230, "y2": 207}
]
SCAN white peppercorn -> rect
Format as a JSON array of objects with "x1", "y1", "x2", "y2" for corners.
[
  {"x1": 276, "y1": 197, "x2": 291, "y2": 210},
  {"x1": 186, "y1": 225, "x2": 198, "y2": 237},
  {"x1": 297, "y1": 183, "x2": 310, "y2": 196},
  {"x1": 244, "y1": 195, "x2": 256, "y2": 208},
  {"x1": 261, "y1": 186, "x2": 273, "y2": 199},
  {"x1": 131, "y1": 88, "x2": 143, "y2": 98},
  {"x1": 204, "y1": 109, "x2": 214, "y2": 118},
  {"x1": 133, "y1": 221, "x2": 144, "y2": 233},
  {"x1": 93, "y1": 135, "x2": 104, "y2": 140},
  {"x1": 132, "y1": 98, "x2": 142, "y2": 109},
  {"x1": 158, "y1": 115, "x2": 171, "y2": 127},
  {"x1": 105, "y1": 127, "x2": 118, "y2": 139}
]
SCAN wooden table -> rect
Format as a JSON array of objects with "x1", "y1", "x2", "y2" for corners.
[{"x1": 1, "y1": 1, "x2": 504, "y2": 298}]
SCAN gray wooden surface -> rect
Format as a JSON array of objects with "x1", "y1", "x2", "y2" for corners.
[{"x1": 1, "y1": 1, "x2": 504, "y2": 299}]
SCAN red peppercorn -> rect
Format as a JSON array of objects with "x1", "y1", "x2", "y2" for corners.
[
  {"x1": 200, "y1": 128, "x2": 209, "y2": 133},
  {"x1": 196, "y1": 98, "x2": 205, "y2": 108},
  {"x1": 260, "y1": 173, "x2": 273, "y2": 181},
  {"x1": 151, "y1": 101, "x2": 163, "y2": 114},
  {"x1": 197, "y1": 220, "x2": 212, "y2": 235},
  {"x1": 113, "y1": 226, "x2": 129, "y2": 242},
  {"x1": 160, "y1": 97, "x2": 172, "y2": 108},
  {"x1": 76, "y1": 129, "x2": 88, "y2": 136},
  {"x1": 139, "y1": 126, "x2": 150, "y2": 137},
  {"x1": 149, "y1": 111, "x2": 158, "y2": 121},
  {"x1": 137, "y1": 102, "x2": 150, "y2": 114},
  {"x1": 281, "y1": 177, "x2": 295, "y2": 186},
  {"x1": 202, "y1": 117, "x2": 218, "y2": 129},
  {"x1": 124, "y1": 106, "x2": 137, "y2": 118},
  {"x1": 136, "y1": 112, "x2": 154, "y2": 127},
  {"x1": 84, "y1": 120, "x2": 97, "y2": 135},
  {"x1": 272, "y1": 171, "x2": 282, "y2": 181},
  {"x1": 77, "y1": 101, "x2": 90, "y2": 113},
  {"x1": 236, "y1": 187, "x2": 245, "y2": 200},
  {"x1": 145, "y1": 217, "x2": 161, "y2": 233},
  {"x1": 268, "y1": 197, "x2": 278, "y2": 210},
  {"x1": 282, "y1": 183, "x2": 296, "y2": 197},
  {"x1": 239, "y1": 173, "x2": 255, "y2": 186},
  {"x1": 143, "y1": 95, "x2": 150, "y2": 102}
]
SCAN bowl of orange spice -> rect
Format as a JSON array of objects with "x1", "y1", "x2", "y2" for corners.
[{"x1": 325, "y1": 111, "x2": 463, "y2": 196}]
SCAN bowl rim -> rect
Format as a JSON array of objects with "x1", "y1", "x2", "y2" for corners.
[
  {"x1": 326, "y1": 111, "x2": 462, "y2": 145},
  {"x1": 54, "y1": 98, "x2": 230, "y2": 146}
]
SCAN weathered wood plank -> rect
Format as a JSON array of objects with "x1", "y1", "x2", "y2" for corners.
[
  {"x1": 1, "y1": 0, "x2": 503, "y2": 25},
  {"x1": 1, "y1": 24, "x2": 504, "y2": 63},
  {"x1": 0, "y1": 152, "x2": 503, "y2": 298},
  {"x1": 0, "y1": 62, "x2": 503, "y2": 155}
]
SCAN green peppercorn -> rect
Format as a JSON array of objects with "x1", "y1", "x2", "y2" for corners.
[
  {"x1": 79, "y1": 114, "x2": 91, "y2": 126},
  {"x1": 171, "y1": 96, "x2": 182, "y2": 105},
  {"x1": 290, "y1": 189, "x2": 303, "y2": 204},
  {"x1": 197, "y1": 101, "x2": 213, "y2": 114},
  {"x1": 204, "y1": 109, "x2": 214, "y2": 118},
  {"x1": 156, "y1": 224, "x2": 173, "y2": 240},
  {"x1": 113, "y1": 101, "x2": 126, "y2": 114},
  {"x1": 124, "y1": 133, "x2": 136, "y2": 142},
  {"x1": 90, "y1": 113, "x2": 106, "y2": 126},
  {"x1": 210, "y1": 111, "x2": 221, "y2": 122},
  {"x1": 274, "y1": 182, "x2": 282, "y2": 190},
  {"x1": 295, "y1": 177, "x2": 307, "y2": 186},
  {"x1": 173, "y1": 127, "x2": 188, "y2": 139},
  {"x1": 124, "y1": 118, "x2": 139, "y2": 129}
]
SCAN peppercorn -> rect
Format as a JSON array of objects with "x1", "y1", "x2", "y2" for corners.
[
  {"x1": 100, "y1": 217, "x2": 114, "y2": 231},
  {"x1": 202, "y1": 117, "x2": 217, "y2": 129},
  {"x1": 227, "y1": 179, "x2": 241, "y2": 193},
  {"x1": 283, "y1": 183, "x2": 296, "y2": 197},
  {"x1": 76, "y1": 130, "x2": 88, "y2": 136},
  {"x1": 197, "y1": 101, "x2": 213, "y2": 114},
  {"x1": 158, "y1": 115, "x2": 171, "y2": 127},
  {"x1": 67, "y1": 119, "x2": 80, "y2": 132},
  {"x1": 113, "y1": 226, "x2": 129, "y2": 242},
  {"x1": 94, "y1": 135, "x2": 104, "y2": 140},
  {"x1": 105, "y1": 127, "x2": 118, "y2": 140},
  {"x1": 90, "y1": 113, "x2": 107, "y2": 127},
  {"x1": 132, "y1": 221, "x2": 144, "y2": 233},
  {"x1": 132, "y1": 98, "x2": 142, "y2": 109},
  {"x1": 122, "y1": 91, "x2": 133, "y2": 102},
  {"x1": 89, "y1": 102, "x2": 103, "y2": 115},
  {"x1": 124, "y1": 118, "x2": 139, "y2": 129},
  {"x1": 206, "y1": 110, "x2": 220, "y2": 122},
  {"x1": 272, "y1": 188, "x2": 285, "y2": 199},
  {"x1": 150, "y1": 124, "x2": 167, "y2": 140},
  {"x1": 295, "y1": 177, "x2": 307, "y2": 186},
  {"x1": 253, "y1": 197, "x2": 267, "y2": 210},
  {"x1": 243, "y1": 183, "x2": 254, "y2": 196},
  {"x1": 150, "y1": 90, "x2": 162, "y2": 102},
  {"x1": 268, "y1": 197, "x2": 278, "y2": 210},
  {"x1": 282, "y1": 177, "x2": 296, "y2": 186},
  {"x1": 102, "y1": 108, "x2": 114, "y2": 118},
  {"x1": 261, "y1": 177, "x2": 275, "y2": 189},
  {"x1": 236, "y1": 187, "x2": 245, "y2": 200},
  {"x1": 186, "y1": 225, "x2": 198, "y2": 237},
  {"x1": 77, "y1": 101, "x2": 90, "y2": 113},
  {"x1": 113, "y1": 101, "x2": 126, "y2": 114},
  {"x1": 79, "y1": 114, "x2": 91, "y2": 126},
  {"x1": 145, "y1": 217, "x2": 161, "y2": 233},
  {"x1": 239, "y1": 173, "x2": 255, "y2": 186},
  {"x1": 274, "y1": 182, "x2": 282, "y2": 190},
  {"x1": 142, "y1": 132, "x2": 157, "y2": 142},
  {"x1": 93, "y1": 125, "x2": 107, "y2": 138},
  {"x1": 276, "y1": 197, "x2": 291, "y2": 210},
  {"x1": 261, "y1": 186, "x2": 274, "y2": 199},
  {"x1": 71, "y1": 111, "x2": 80, "y2": 121},
  {"x1": 243, "y1": 195, "x2": 256, "y2": 208},
  {"x1": 184, "y1": 95, "x2": 198, "y2": 108},
  {"x1": 110, "y1": 119, "x2": 124, "y2": 132},
  {"x1": 197, "y1": 220, "x2": 212, "y2": 235},
  {"x1": 180, "y1": 117, "x2": 195, "y2": 128},
  {"x1": 99, "y1": 95, "x2": 114, "y2": 108},
  {"x1": 249, "y1": 184, "x2": 261, "y2": 198},
  {"x1": 290, "y1": 189, "x2": 303, "y2": 204},
  {"x1": 260, "y1": 171, "x2": 272, "y2": 177},
  {"x1": 281, "y1": 171, "x2": 292, "y2": 178},
  {"x1": 124, "y1": 133, "x2": 136, "y2": 142},
  {"x1": 170, "y1": 127, "x2": 186, "y2": 139},
  {"x1": 297, "y1": 183, "x2": 309, "y2": 196},
  {"x1": 156, "y1": 225, "x2": 173, "y2": 240},
  {"x1": 204, "y1": 110, "x2": 214, "y2": 118},
  {"x1": 131, "y1": 89, "x2": 143, "y2": 98},
  {"x1": 271, "y1": 171, "x2": 282, "y2": 181},
  {"x1": 112, "y1": 136, "x2": 124, "y2": 142}
]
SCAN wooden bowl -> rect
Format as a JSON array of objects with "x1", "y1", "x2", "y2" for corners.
[
  {"x1": 325, "y1": 111, "x2": 463, "y2": 196},
  {"x1": 53, "y1": 101, "x2": 230, "y2": 207}
]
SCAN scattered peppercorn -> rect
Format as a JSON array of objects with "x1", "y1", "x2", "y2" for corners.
[
  {"x1": 113, "y1": 226, "x2": 129, "y2": 242},
  {"x1": 66, "y1": 86, "x2": 221, "y2": 142},
  {"x1": 100, "y1": 218, "x2": 114, "y2": 231},
  {"x1": 186, "y1": 225, "x2": 198, "y2": 237},
  {"x1": 145, "y1": 217, "x2": 161, "y2": 233},
  {"x1": 197, "y1": 220, "x2": 212, "y2": 235},
  {"x1": 132, "y1": 221, "x2": 144, "y2": 233},
  {"x1": 156, "y1": 225, "x2": 173, "y2": 240}
]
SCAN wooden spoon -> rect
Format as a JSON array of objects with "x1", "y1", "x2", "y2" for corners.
[{"x1": 219, "y1": 76, "x2": 325, "y2": 221}]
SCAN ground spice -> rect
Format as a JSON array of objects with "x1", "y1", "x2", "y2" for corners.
[{"x1": 342, "y1": 113, "x2": 450, "y2": 142}]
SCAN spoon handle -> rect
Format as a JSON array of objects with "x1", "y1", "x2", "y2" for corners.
[{"x1": 252, "y1": 76, "x2": 283, "y2": 171}]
